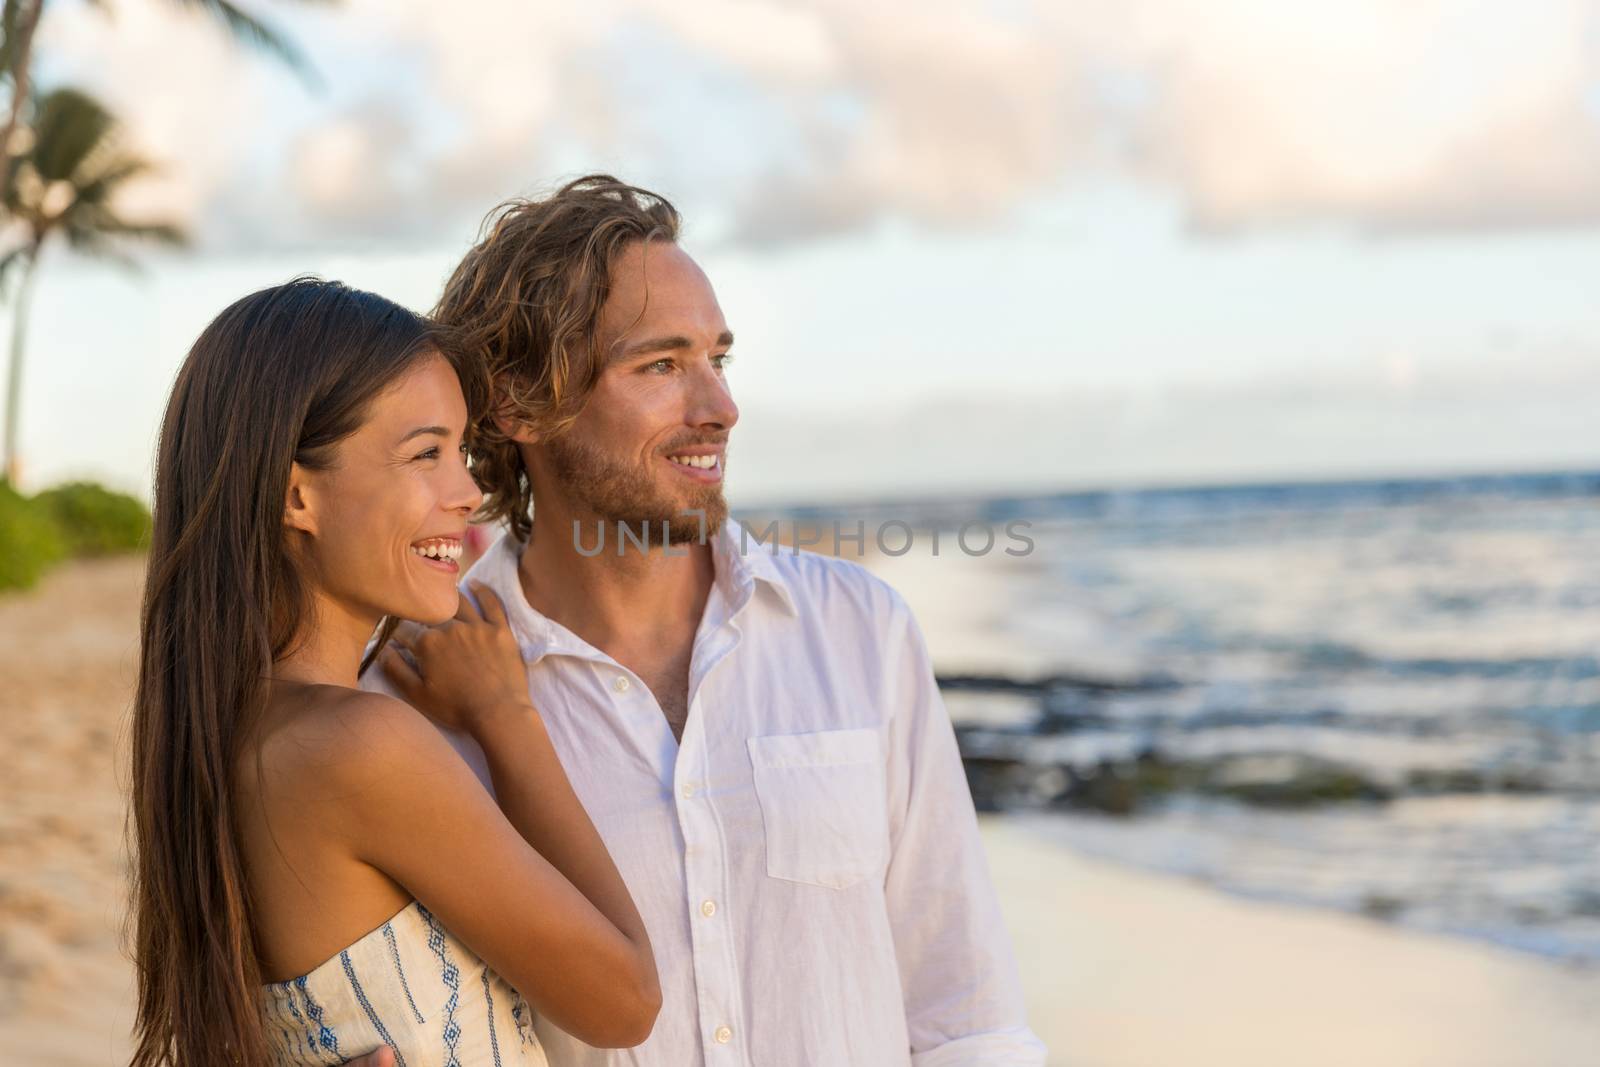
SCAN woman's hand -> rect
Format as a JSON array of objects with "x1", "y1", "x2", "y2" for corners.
[
  {"x1": 380, "y1": 582, "x2": 534, "y2": 738},
  {"x1": 345, "y1": 1049, "x2": 395, "y2": 1067}
]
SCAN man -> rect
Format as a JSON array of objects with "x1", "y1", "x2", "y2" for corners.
[{"x1": 360, "y1": 174, "x2": 1046, "y2": 1065}]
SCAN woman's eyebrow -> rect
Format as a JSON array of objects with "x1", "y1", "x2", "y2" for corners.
[{"x1": 397, "y1": 425, "x2": 449, "y2": 443}]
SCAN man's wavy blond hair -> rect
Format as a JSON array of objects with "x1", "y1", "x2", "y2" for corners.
[{"x1": 435, "y1": 174, "x2": 682, "y2": 541}]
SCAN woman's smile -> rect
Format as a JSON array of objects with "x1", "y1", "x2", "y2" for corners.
[{"x1": 410, "y1": 535, "x2": 464, "y2": 573}]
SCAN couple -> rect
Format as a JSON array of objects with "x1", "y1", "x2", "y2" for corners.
[{"x1": 128, "y1": 175, "x2": 1046, "y2": 1066}]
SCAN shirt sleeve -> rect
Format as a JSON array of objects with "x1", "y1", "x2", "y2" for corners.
[{"x1": 881, "y1": 596, "x2": 1049, "y2": 1066}]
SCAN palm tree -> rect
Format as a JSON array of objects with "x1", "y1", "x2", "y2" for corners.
[
  {"x1": 1, "y1": 86, "x2": 183, "y2": 482},
  {"x1": 0, "y1": 0, "x2": 331, "y2": 209}
]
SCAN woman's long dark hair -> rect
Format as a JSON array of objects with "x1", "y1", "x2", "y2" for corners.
[{"x1": 129, "y1": 278, "x2": 472, "y2": 1066}]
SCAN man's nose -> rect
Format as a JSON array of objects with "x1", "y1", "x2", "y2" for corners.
[{"x1": 687, "y1": 360, "x2": 739, "y2": 431}]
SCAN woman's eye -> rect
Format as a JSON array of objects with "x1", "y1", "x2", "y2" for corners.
[{"x1": 414, "y1": 447, "x2": 440, "y2": 461}]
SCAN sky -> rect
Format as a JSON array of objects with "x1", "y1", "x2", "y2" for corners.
[{"x1": 15, "y1": 0, "x2": 1600, "y2": 505}]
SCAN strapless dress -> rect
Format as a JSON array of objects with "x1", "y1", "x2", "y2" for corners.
[{"x1": 259, "y1": 900, "x2": 548, "y2": 1066}]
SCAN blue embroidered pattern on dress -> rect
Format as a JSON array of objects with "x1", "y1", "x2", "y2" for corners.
[
  {"x1": 281, "y1": 980, "x2": 332, "y2": 1064},
  {"x1": 267, "y1": 985, "x2": 297, "y2": 1066},
  {"x1": 294, "y1": 975, "x2": 341, "y2": 1060},
  {"x1": 417, "y1": 903, "x2": 463, "y2": 1067},
  {"x1": 481, "y1": 969, "x2": 504, "y2": 1067},
  {"x1": 510, "y1": 991, "x2": 532, "y2": 1047},
  {"x1": 341, "y1": 950, "x2": 409, "y2": 1067},
  {"x1": 382, "y1": 919, "x2": 427, "y2": 1025}
]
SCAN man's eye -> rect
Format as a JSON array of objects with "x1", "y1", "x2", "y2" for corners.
[
  {"x1": 646, "y1": 359, "x2": 674, "y2": 373},
  {"x1": 713, "y1": 352, "x2": 735, "y2": 369}
]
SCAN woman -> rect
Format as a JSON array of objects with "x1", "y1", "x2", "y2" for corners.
[{"x1": 129, "y1": 278, "x2": 660, "y2": 1066}]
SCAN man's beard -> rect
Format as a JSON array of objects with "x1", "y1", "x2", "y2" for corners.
[{"x1": 542, "y1": 432, "x2": 728, "y2": 546}]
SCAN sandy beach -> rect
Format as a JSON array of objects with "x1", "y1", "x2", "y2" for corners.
[
  {"x1": 0, "y1": 557, "x2": 141, "y2": 1067},
  {"x1": 5, "y1": 556, "x2": 1600, "y2": 1066},
  {"x1": 985, "y1": 815, "x2": 1600, "y2": 1065}
]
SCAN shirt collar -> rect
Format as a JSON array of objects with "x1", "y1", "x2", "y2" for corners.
[
  {"x1": 714, "y1": 518, "x2": 799, "y2": 619},
  {"x1": 462, "y1": 519, "x2": 799, "y2": 663},
  {"x1": 460, "y1": 532, "x2": 565, "y2": 662}
]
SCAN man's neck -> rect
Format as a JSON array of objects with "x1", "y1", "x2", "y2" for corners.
[{"x1": 516, "y1": 510, "x2": 717, "y2": 660}]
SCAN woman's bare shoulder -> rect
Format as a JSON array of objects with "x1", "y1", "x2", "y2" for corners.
[{"x1": 245, "y1": 685, "x2": 456, "y2": 805}]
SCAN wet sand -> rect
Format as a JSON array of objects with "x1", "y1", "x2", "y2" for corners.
[{"x1": 984, "y1": 815, "x2": 1600, "y2": 1066}]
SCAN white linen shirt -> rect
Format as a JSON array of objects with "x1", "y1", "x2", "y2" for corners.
[{"x1": 364, "y1": 521, "x2": 1046, "y2": 1067}]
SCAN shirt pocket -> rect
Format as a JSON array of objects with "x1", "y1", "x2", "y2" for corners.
[{"x1": 747, "y1": 728, "x2": 888, "y2": 890}]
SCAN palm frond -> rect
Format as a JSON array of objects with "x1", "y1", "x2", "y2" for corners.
[
  {"x1": 2, "y1": 84, "x2": 186, "y2": 268},
  {"x1": 75, "y1": 216, "x2": 187, "y2": 247},
  {"x1": 69, "y1": 154, "x2": 156, "y2": 208},
  {"x1": 0, "y1": 0, "x2": 23, "y2": 83},
  {"x1": 62, "y1": 230, "x2": 142, "y2": 272},
  {"x1": 26, "y1": 88, "x2": 115, "y2": 185},
  {"x1": 169, "y1": 0, "x2": 323, "y2": 87}
]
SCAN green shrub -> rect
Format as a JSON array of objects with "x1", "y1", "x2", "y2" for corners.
[
  {"x1": 33, "y1": 480, "x2": 151, "y2": 556},
  {"x1": 0, "y1": 480, "x2": 65, "y2": 590}
]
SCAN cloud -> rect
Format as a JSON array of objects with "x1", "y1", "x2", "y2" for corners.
[
  {"x1": 1099, "y1": 0, "x2": 1600, "y2": 233},
  {"x1": 720, "y1": 0, "x2": 1093, "y2": 243},
  {"x1": 36, "y1": 0, "x2": 1600, "y2": 251}
]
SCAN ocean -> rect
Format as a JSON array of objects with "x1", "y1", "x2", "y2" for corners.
[{"x1": 760, "y1": 469, "x2": 1600, "y2": 964}]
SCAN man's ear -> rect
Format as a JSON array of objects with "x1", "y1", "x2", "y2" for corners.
[
  {"x1": 283, "y1": 461, "x2": 319, "y2": 536},
  {"x1": 492, "y1": 383, "x2": 542, "y2": 445}
]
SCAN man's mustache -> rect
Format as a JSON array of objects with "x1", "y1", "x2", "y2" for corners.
[{"x1": 658, "y1": 437, "x2": 728, "y2": 453}]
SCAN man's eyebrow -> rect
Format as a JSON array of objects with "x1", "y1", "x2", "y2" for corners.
[
  {"x1": 398, "y1": 425, "x2": 450, "y2": 444},
  {"x1": 618, "y1": 330, "x2": 735, "y2": 358}
]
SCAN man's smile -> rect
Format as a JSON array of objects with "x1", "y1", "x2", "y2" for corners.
[{"x1": 663, "y1": 449, "x2": 724, "y2": 482}]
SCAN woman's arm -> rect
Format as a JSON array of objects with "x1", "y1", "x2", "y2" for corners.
[
  {"x1": 381, "y1": 584, "x2": 658, "y2": 1010},
  {"x1": 321, "y1": 586, "x2": 660, "y2": 1047},
  {"x1": 319, "y1": 692, "x2": 659, "y2": 1047}
]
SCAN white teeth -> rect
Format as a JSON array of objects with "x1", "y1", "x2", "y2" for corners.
[
  {"x1": 670, "y1": 454, "x2": 718, "y2": 470},
  {"x1": 412, "y1": 540, "x2": 462, "y2": 561}
]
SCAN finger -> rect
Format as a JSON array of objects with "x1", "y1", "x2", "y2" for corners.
[
  {"x1": 348, "y1": 1048, "x2": 396, "y2": 1067},
  {"x1": 453, "y1": 590, "x2": 483, "y2": 624},
  {"x1": 414, "y1": 619, "x2": 458, "y2": 656},
  {"x1": 472, "y1": 582, "x2": 510, "y2": 628},
  {"x1": 379, "y1": 646, "x2": 425, "y2": 706},
  {"x1": 390, "y1": 620, "x2": 425, "y2": 649}
]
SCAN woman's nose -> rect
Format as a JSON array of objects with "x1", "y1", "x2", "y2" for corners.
[{"x1": 447, "y1": 452, "x2": 484, "y2": 513}]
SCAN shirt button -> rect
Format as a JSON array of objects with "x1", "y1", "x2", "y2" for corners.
[
  {"x1": 612, "y1": 676, "x2": 631, "y2": 693},
  {"x1": 700, "y1": 899, "x2": 717, "y2": 918},
  {"x1": 714, "y1": 1025, "x2": 732, "y2": 1044},
  {"x1": 680, "y1": 783, "x2": 696, "y2": 799}
]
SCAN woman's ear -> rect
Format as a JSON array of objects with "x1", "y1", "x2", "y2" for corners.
[{"x1": 283, "y1": 462, "x2": 319, "y2": 536}]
